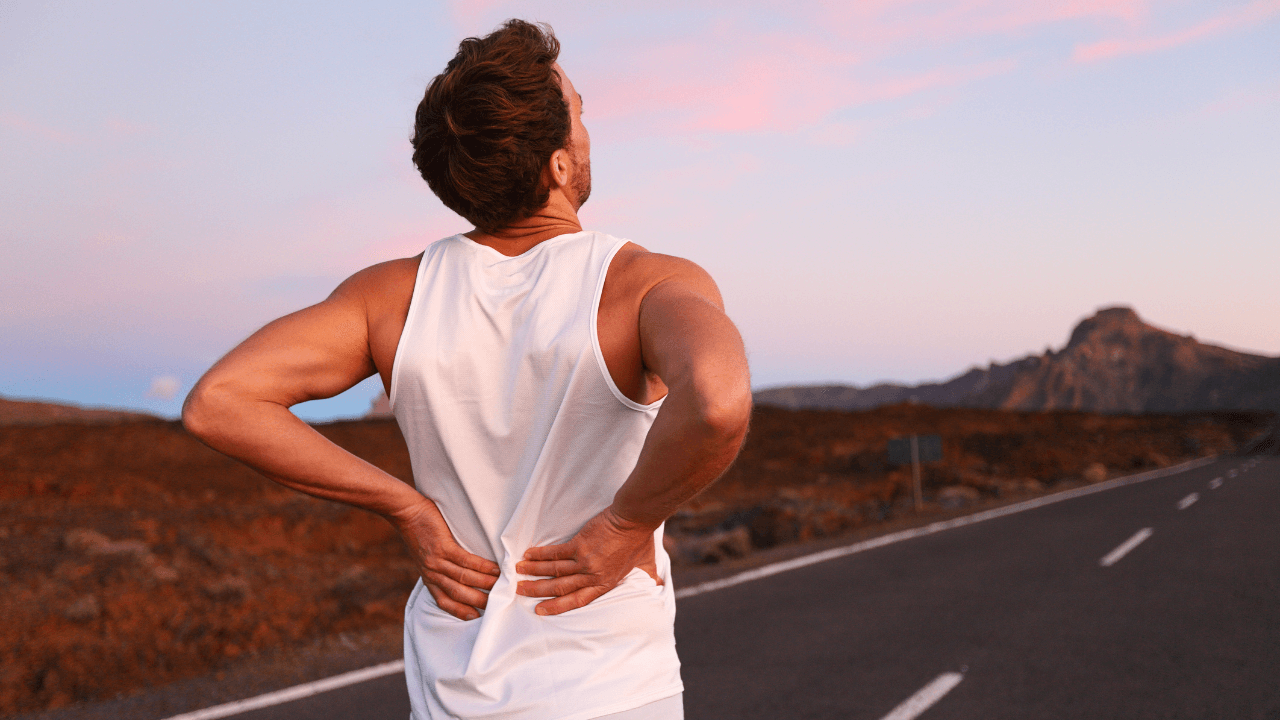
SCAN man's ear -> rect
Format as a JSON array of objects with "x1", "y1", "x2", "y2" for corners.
[{"x1": 548, "y1": 148, "x2": 571, "y2": 190}]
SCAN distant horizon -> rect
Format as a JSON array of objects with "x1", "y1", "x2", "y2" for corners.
[{"x1": 8, "y1": 302, "x2": 1278, "y2": 422}]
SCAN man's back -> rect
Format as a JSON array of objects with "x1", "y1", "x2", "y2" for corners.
[{"x1": 391, "y1": 230, "x2": 681, "y2": 719}]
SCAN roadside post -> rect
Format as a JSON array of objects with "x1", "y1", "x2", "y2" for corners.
[{"x1": 888, "y1": 434, "x2": 943, "y2": 511}]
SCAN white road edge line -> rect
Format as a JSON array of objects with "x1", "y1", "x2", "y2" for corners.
[
  {"x1": 162, "y1": 456, "x2": 1217, "y2": 720},
  {"x1": 675, "y1": 456, "x2": 1215, "y2": 599},
  {"x1": 1100, "y1": 528, "x2": 1154, "y2": 567},
  {"x1": 1177, "y1": 492, "x2": 1199, "y2": 510},
  {"x1": 879, "y1": 672, "x2": 964, "y2": 720},
  {"x1": 158, "y1": 660, "x2": 405, "y2": 720}
]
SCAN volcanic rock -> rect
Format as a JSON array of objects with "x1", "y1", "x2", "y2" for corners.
[
  {"x1": 1083, "y1": 463, "x2": 1108, "y2": 483},
  {"x1": 669, "y1": 526, "x2": 752, "y2": 564},
  {"x1": 63, "y1": 595, "x2": 101, "y2": 622},
  {"x1": 63, "y1": 528, "x2": 152, "y2": 560},
  {"x1": 936, "y1": 485, "x2": 981, "y2": 508},
  {"x1": 202, "y1": 576, "x2": 251, "y2": 602}
]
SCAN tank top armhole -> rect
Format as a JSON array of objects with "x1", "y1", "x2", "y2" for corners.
[
  {"x1": 590, "y1": 238, "x2": 666, "y2": 413},
  {"x1": 388, "y1": 246, "x2": 435, "y2": 413}
]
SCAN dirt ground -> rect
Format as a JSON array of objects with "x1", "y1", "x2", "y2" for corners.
[{"x1": 0, "y1": 405, "x2": 1270, "y2": 716}]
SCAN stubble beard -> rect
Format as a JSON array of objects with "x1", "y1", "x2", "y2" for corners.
[{"x1": 571, "y1": 151, "x2": 592, "y2": 210}]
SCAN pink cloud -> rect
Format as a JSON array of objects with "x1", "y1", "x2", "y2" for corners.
[
  {"x1": 817, "y1": 0, "x2": 1148, "y2": 48},
  {"x1": 0, "y1": 112, "x2": 78, "y2": 144},
  {"x1": 3, "y1": 111, "x2": 155, "y2": 145},
  {"x1": 586, "y1": 32, "x2": 1015, "y2": 139},
  {"x1": 573, "y1": 0, "x2": 1153, "y2": 142},
  {"x1": 446, "y1": 0, "x2": 515, "y2": 33},
  {"x1": 1073, "y1": 0, "x2": 1280, "y2": 62},
  {"x1": 433, "y1": 0, "x2": 1225, "y2": 144}
]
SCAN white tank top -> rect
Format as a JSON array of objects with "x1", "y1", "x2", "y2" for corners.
[{"x1": 390, "y1": 231, "x2": 683, "y2": 720}]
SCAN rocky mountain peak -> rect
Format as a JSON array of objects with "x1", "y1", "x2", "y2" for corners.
[
  {"x1": 755, "y1": 306, "x2": 1280, "y2": 414},
  {"x1": 1064, "y1": 306, "x2": 1150, "y2": 350}
]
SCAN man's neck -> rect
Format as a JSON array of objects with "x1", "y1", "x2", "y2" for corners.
[{"x1": 465, "y1": 196, "x2": 583, "y2": 257}]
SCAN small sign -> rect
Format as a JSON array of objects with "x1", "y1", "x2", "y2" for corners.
[
  {"x1": 888, "y1": 434, "x2": 943, "y2": 465},
  {"x1": 918, "y1": 434, "x2": 942, "y2": 462}
]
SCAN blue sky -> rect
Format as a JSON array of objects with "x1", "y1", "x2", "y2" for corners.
[{"x1": 3, "y1": 0, "x2": 1278, "y2": 421}]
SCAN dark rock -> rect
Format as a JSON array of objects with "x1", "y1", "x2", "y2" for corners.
[
  {"x1": 936, "y1": 485, "x2": 981, "y2": 508},
  {"x1": 669, "y1": 526, "x2": 752, "y2": 564},
  {"x1": 754, "y1": 307, "x2": 1280, "y2": 414},
  {"x1": 64, "y1": 594, "x2": 101, "y2": 622},
  {"x1": 1083, "y1": 463, "x2": 1108, "y2": 483},
  {"x1": 202, "y1": 576, "x2": 250, "y2": 602}
]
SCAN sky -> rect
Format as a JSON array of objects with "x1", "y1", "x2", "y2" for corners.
[{"x1": 2, "y1": 0, "x2": 1278, "y2": 421}]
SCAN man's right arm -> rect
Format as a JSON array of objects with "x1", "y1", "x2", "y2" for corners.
[
  {"x1": 612, "y1": 263, "x2": 752, "y2": 526},
  {"x1": 515, "y1": 259, "x2": 752, "y2": 614},
  {"x1": 181, "y1": 263, "x2": 499, "y2": 620}
]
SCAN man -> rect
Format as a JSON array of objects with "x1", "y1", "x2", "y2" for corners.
[{"x1": 183, "y1": 19, "x2": 751, "y2": 720}]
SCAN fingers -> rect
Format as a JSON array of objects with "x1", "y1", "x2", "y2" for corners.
[
  {"x1": 392, "y1": 494, "x2": 499, "y2": 575},
  {"x1": 419, "y1": 549, "x2": 499, "y2": 592},
  {"x1": 522, "y1": 541, "x2": 577, "y2": 562},
  {"x1": 425, "y1": 566, "x2": 492, "y2": 608},
  {"x1": 534, "y1": 586, "x2": 607, "y2": 616},
  {"x1": 515, "y1": 574, "x2": 591, "y2": 598},
  {"x1": 444, "y1": 561, "x2": 500, "y2": 591},
  {"x1": 514, "y1": 558, "x2": 577, "y2": 578},
  {"x1": 425, "y1": 581, "x2": 481, "y2": 621},
  {"x1": 447, "y1": 546, "x2": 501, "y2": 578}
]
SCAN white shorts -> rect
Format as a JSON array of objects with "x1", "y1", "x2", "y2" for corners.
[{"x1": 594, "y1": 693, "x2": 683, "y2": 720}]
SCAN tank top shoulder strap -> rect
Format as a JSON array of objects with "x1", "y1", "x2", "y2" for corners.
[
  {"x1": 387, "y1": 236, "x2": 453, "y2": 411},
  {"x1": 588, "y1": 235, "x2": 664, "y2": 413}
]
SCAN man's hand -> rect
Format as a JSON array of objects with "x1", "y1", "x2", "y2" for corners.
[
  {"x1": 389, "y1": 495, "x2": 500, "y2": 621},
  {"x1": 514, "y1": 507, "x2": 661, "y2": 616}
]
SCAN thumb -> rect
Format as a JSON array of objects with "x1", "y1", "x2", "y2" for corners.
[
  {"x1": 638, "y1": 557, "x2": 662, "y2": 586},
  {"x1": 637, "y1": 538, "x2": 661, "y2": 585}
]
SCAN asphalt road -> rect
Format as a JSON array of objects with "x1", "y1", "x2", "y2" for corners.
[
  {"x1": 147, "y1": 443, "x2": 1280, "y2": 720},
  {"x1": 678, "y1": 452, "x2": 1280, "y2": 720}
]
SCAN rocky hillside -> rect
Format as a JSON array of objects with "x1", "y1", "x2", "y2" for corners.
[
  {"x1": 0, "y1": 396, "x2": 158, "y2": 425},
  {"x1": 756, "y1": 307, "x2": 1280, "y2": 414}
]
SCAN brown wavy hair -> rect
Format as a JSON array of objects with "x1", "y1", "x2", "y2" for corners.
[{"x1": 411, "y1": 20, "x2": 570, "y2": 233}]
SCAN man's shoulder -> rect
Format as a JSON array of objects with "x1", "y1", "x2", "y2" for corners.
[
  {"x1": 337, "y1": 255, "x2": 422, "y2": 298},
  {"x1": 609, "y1": 242, "x2": 721, "y2": 307},
  {"x1": 323, "y1": 254, "x2": 424, "y2": 326}
]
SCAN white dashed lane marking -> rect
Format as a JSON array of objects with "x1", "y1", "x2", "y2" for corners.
[
  {"x1": 1228, "y1": 469, "x2": 1239, "y2": 478},
  {"x1": 878, "y1": 672, "x2": 965, "y2": 720},
  {"x1": 1177, "y1": 493, "x2": 1199, "y2": 510},
  {"x1": 1100, "y1": 528, "x2": 1154, "y2": 567},
  {"x1": 1209, "y1": 478, "x2": 1223, "y2": 489}
]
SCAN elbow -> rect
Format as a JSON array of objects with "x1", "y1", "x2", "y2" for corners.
[
  {"x1": 181, "y1": 380, "x2": 227, "y2": 443},
  {"x1": 690, "y1": 370, "x2": 753, "y2": 446}
]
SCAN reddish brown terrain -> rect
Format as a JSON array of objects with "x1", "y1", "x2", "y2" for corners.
[
  {"x1": 0, "y1": 398, "x2": 157, "y2": 426},
  {"x1": 0, "y1": 405, "x2": 1271, "y2": 715}
]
